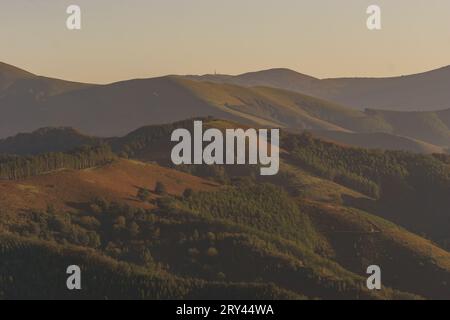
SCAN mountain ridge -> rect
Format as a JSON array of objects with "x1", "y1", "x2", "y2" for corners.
[
  {"x1": 184, "y1": 65, "x2": 450, "y2": 111},
  {"x1": 1, "y1": 62, "x2": 450, "y2": 150}
]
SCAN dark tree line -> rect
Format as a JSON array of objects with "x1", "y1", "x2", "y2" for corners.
[{"x1": 0, "y1": 144, "x2": 116, "y2": 180}]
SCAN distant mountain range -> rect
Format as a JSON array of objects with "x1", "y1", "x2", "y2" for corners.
[
  {"x1": 1, "y1": 62, "x2": 450, "y2": 153},
  {"x1": 185, "y1": 66, "x2": 450, "y2": 111},
  {"x1": 2, "y1": 61, "x2": 450, "y2": 299}
]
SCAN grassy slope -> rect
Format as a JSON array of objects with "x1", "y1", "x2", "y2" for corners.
[
  {"x1": 176, "y1": 78, "x2": 450, "y2": 147},
  {"x1": 0, "y1": 118, "x2": 449, "y2": 299},
  {"x1": 176, "y1": 78, "x2": 348, "y2": 131},
  {"x1": 0, "y1": 157, "x2": 416, "y2": 299},
  {"x1": 302, "y1": 200, "x2": 450, "y2": 299},
  {"x1": 366, "y1": 109, "x2": 450, "y2": 147},
  {"x1": 311, "y1": 131, "x2": 446, "y2": 154},
  {"x1": 0, "y1": 159, "x2": 217, "y2": 217},
  {"x1": 269, "y1": 158, "x2": 450, "y2": 299},
  {"x1": 186, "y1": 66, "x2": 450, "y2": 112}
]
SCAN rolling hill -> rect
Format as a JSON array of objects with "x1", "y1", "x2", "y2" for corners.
[
  {"x1": 184, "y1": 68, "x2": 323, "y2": 96},
  {"x1": 0, "y1": 62, "x2": 93, "y2": 99},
  {"x1": 0, "y1": 120, "x2": 447, "y2": 177},
  {"x1": 1, "y1": 62, "x2": 450, "y2": 151},
  {"x1": 311, "y1": 131, "x2": 446, "y2": 154},
  {"x1": 364, "y1": 109, "x2": 450, "y2": 147},
  {"x1": 0, "y1": 62, "x2": 35, "y2": 92},
  {"x1": 1, "y1": 118, "x2": 450, "y2": 299},
  {"x1": 0, "y1": 127, "x2": 99, "y2": 155},
  {"x1": 186, "y1": 65, "x2": 450, "y2": 111},
  {"x1": 4, "y1": 117, "x2": 449, "y2": 244},
  {"x1": 0, "y1": 158, "x2": 217, "y2": 215}
]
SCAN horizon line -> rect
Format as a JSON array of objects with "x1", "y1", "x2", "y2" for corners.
[{"x1": 2, "y1": 61, "x2": 450, "y2": 86}]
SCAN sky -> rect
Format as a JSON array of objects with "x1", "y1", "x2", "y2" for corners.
[{"x1": 1, "y1": 0, "x2": 450, "y2": 84}]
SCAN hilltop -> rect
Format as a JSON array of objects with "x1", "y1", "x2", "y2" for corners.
[
  {"x1": 185, "y1": 68, "x2": 321, "y2": 94},
  {"x1": 0, "y1": 127, "x2": 98, "y2": 155},
  {"x1": 0, "y1": 158, "x2": 217, "y2": 215},
  {"x1": 1, "y1": 62, "x2": 450, "y2": 151},
  {"x1": 186, "y1": 65, "x2": 450, "y2": 111},
  {"x1": 0, "y1": 62, "x2": 35, "y2": 91},
  {"x1": 0, "y1": 62, "x2": 93, "y2": 98}
]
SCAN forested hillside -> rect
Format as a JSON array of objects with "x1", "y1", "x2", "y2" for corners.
[
  {"x1": 283, "y1": 132, "x2": 450, "y2": 245},
  {"x1": 0, "y1": 144, "x2": 115, "y2": 180},
  {"x1": 0, "y1": 118, "x2": 449, "y2": 299},
  {"x1": 0, "y1": 127, "x2": 98, "y2": 155},
  {"x1": 0, "y1": 183, "x2": 419, "y2": 300}
]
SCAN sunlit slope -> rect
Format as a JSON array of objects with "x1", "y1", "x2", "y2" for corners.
[
  {"x1": 311, "y1": 131, "x2": 446, "y2": 154},
  {"x1": 187, "y1": 66, "x2": 450, "y2": 111},
  {"x1": 0, "y1": 159, "x2": 217, "y2": 215},
  {"x1": 176, "y1": 78, "x2": 450, "y2": 147},
  {"x1": 302, "y1": 201, "x2": 450, "y2": 299},
  {"x1": 365, "y1": 109, "x2": 450, "y2": 147},
  {"x1": 0, "y1": 169, "x2": 414, "y2": 300}
]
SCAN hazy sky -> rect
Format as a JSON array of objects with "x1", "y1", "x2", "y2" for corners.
[{"x1": 1, "y1": 0, "x2": 450, "y2": 83}]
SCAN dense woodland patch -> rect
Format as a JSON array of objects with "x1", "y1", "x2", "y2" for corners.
[{"x1": 0, "y1": 119, "x2": 449, "y2": 299}]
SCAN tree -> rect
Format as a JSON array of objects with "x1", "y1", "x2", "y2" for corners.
[
  {"x1": 138, "y1": 247, "x2": 154, "y2": 266},
  {"x1": 113, "y1": 216, "x2": 126, "y2": 229},
  {"x1": 156, "y1": 196, "x2": 174, "y2": 210},
  {"x1": 137, "y1": 187, "x2": 150, "y2": 201},
  {"x1": 46, "y1": 204, "x2": 56, "y2": 214},
  {"x1": 128, "y1": 221, "x2": 140, "y2": 238},
  {"x1": 155, "y1": 181, "x2": 167, "y2": 195},
  {"x1": 183, "y1": 188, "x2": 194, "y2": 198},
  {"x1": 206, "y1": 247, "x2": 219, "y2": 257}
]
